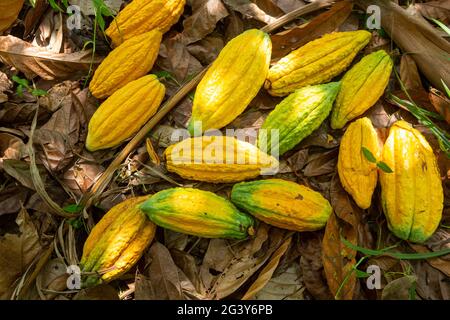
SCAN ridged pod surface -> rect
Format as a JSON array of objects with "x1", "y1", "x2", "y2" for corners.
[
  {"x1": 80, "y1": 196, "x2": 156, "y2": 286},
  {"x1": 331, "y1": 50, "x2": 393, "y2": 129},
  {"x1": 140, "y1": 188, "x2": 254, "y2": 239},
  {"x1": 0, "y1": 0, "x2": 24, "y2": 33},
  {"x1": 231, "y1": 179, "x2": 332, "y2": 232},
  {"x1": 380, "y1": 120, "x2": 443, "y2": 243},
  {"x1": 258, "y1": 82, "x2": 341, "y2": 156},
  {"x1": 265, "y1": 30, "x2": 371, "y2": 97},
  {"x1": 86, "y1": 75, "x2": 165, "y2": 151},
  {"x1": 105, "y1": 0, "x2": 186, "y2": 47},
  {"x1": 337, "y1": 118, "x2": 381, "y2": 209},
  {"x1": 187, "y1": 29, "x2": 272, "y2": 135},
  {"x1": 165, "y1": 136, "x2": 279, "y2": 183},
  {"x1": 89, "y1": 30, "x2": 162, "y2": 99}
]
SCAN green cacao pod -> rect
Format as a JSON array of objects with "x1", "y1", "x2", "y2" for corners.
[
  {"x1": 265, "y1": 30, "x2": 371, "y2": 97},
  {"x1": 337, "y1": 117, "x2": 381, "y2": 209},
  {"x1": 86, "y1": 74, "x2": 165, "y2": 151},
  {"x1": 89, "y1": 30, "x2": 162, "y2": 99},
  {"x1": 380, "y1": 120, "x2": 443, "y2": 243},
  {"x1": 105, "y1": 0, "x2": 186, "y2": 47},
  {"x1": 331, "y1": 50, "x2": 393, "y2": 129},
  {"x1": 140, "y1": 188, "x2": 255, "y2": 239},
  {"x1": 231, "y1": 179, "x2": 332, "y2": 232},
  {"x1": 187, "y1": 29, "x2": 272, "y2": 135},
  {"x1": 258, "y1": 82, "x2": 341, "y2": 156},
  {"x1": 80, "y1": 196, "x2": 156, "y2": 286},
  {"x1": 165, "y1": 135, "x2": 279, "y2": 183}
]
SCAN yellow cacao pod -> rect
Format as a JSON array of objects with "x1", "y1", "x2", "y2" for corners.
[
  {"x1": 164, "y1": 135, "x2": 279, "y2": 183},
  {"x1": 80, "y1": 196, "x2": 156, "y2": 286},
  {"x1": 86, "y1": 74, "x2": 165, "y2": 151},
  {"x1": 265, "y1": 30, "x2": 371, "y2": 97},
  {"x1": 337, "y1": 117, "x2": 381, "y2": 209},
  {"x1": 331, "y1": 50, "x2": 393, "y2": 129},
  {"x1": 105, "y1": 0, "x2": 186, "y2": 47},
  {"x1": 89, "y1": 30, "x2": 162, "y2": 99},
  {"x1": 187, "y1": 29, "x2": 272, "y2": 135},
  {"x1": 140, "y1": 188, "x2": 255, "y2": 239},
  {"x1": 258, "y1": 82, "x2": 341, "y2": 156},
  {"x1": 231, "y1": 179, "x2": 332, "y2": 232},
  {"x1": 0, "y1": 0, "x2": 24, "y2": 33},
  {"x1": 380, "y1": 120, "x2": 443, "y2": 243}
]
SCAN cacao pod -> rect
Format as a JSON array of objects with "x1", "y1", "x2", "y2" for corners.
[
  {"x1": 165, "y1": 135, "x2": 279, "y2": 183},
  {"x1": 331, "y1": 50, "x2": 393, "y2": 129},
  {"x1": 337, "y1": 117, "x2": 381, "y2": 209},
  {"x1": 187, "y1": 29, "x2": 272, "y2": 135},
  {"x1": 105, "y1": 0, "x2": 186, "y2": 47},
  {"x1": 265, "y1": 30, "x2": 371, "y2": 97},
  {"x1": 380, "y1": 120, "x2": 443, "y2": 243},
  {"x1": 231, "y1": 179, "x2": 332, "y2": 232},
  {"x1": 80, "y1": 196, "x2": 156, "y2": 286},
  {"x1": 0, "y1": 0, "x2": 24, "y2": 33},
  {"x1": 140, "y1": 188, "x2": 255, "y2": 239},
  {"x1": 86, "y1": 74, "x2": 165, "y2": 151},
  {"x1": 89, "y1": 30, "x2": 162, "y2": 99},
  {"x1": 258, "y1": 82, "x2": 341, "y2": 156}
]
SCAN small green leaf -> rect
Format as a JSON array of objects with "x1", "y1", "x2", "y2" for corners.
[
  {"x1": 63, "y1": 204, "x2": 84, "y2": 213},
  {"x1": 377, "y1": 161, "x2": 393, "y2": 173},
  {"x1": 12, "y1": 75, "x2": 30, "y2": 88},
  {"x1": 68, "y1": 218, "x2": 83, "y2": 229},
  {"x1": 355, "y1": 269, "x2": 371, "y2": 278},
  {"x1": 442, "y1": 80, "x2": 450, "y2": 99},
  {"x1": 430, "y1": 18, "x2": 450, "y2": 36},
  {"x1": 29, "y1": 0, "x2": 36, "y2": 8},
  {"x1": 31, "y1": 89, "x2": 48, "y2": 97},
  {"x1": 361, "y1": 146, "x2": 377, "y2": 163},
  {"x1": 48, "y1": 0, "x2": 63, "y2": 11},
  {"x1": 16, "y1": 85, "x2": 24, "y2": 98}
]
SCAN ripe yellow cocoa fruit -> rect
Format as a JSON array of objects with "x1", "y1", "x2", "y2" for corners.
[
  {"x1": 86, "y1": 74, "x2": 165, "y2": 151},
  {"x1": 80, "y1": 196, "x2": 156, "y2": 286},
  {"x1": 265, "y1": 30, "x2": 371, "y2": 97},
  {"x1": 89, "y1": 30, "x2": 162, "y2": 99},
  {"x1": 231, "y1": 179, "x2": 332, "y2": 232},
  {"x1": 337, "y1": 117, "x2": 381, "y2": 209},
  {"x1": 187, "y1": 29, "x2": 272, "y2": 135},
  {"x1": 331, "y1": 50, "x2": 393, "y2": 129},
  {"x1": 380, "y1": 120, "x2": 443, "y2": 243},
  {"x1": 105, "y1": 0, "x2": 186, "y2": 47},
  {"x1": 140, "y1": 188, "x2": 255, "y2": 239},
  {"x1": 0, "y1": 0, "x2": 24, "y2": 33},
  {"x1": 164, "y1": 135, "x2": 279, "y2": 183}
]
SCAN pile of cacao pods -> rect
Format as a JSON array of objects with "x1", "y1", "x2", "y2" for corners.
[{"x1": 81, "y1": 0, "x2": 444, "y2": 287}]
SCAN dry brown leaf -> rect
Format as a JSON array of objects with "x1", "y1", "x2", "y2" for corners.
[
  {"x1": 187, "y1": 36, "x2": 224, "y2": 65},
  {"x1": 252, "y1": 0, "x2": 285, "y2": 17},
  {"x1": 0, "y1": 132, "x2": 25, "y2": 168},
  {"x1": 158, "y1": 33, "x2": 203, "y2": 82},
  {"x1": 400, "y1": 54, "x2": 424, "y2": 91},
  {"x1": 0, "y1": 208, "x2": 43, "y2": 299},
  {"x1": 200, "y1": 224, "x2": 287, "y2": 299},
  {"x1": 414, "y1": 0, "x2": 450, "y2": 24},
  {"x1": 271, "y1": 1, "x2": 353, "y2": 60},
  {"x1": 0, "y1": 71, "x2": 12, "y2": 103},
  {"x1": 303, "y1": 149, "x2": 338, "y2": 177},
  {"x1": 23, "y1": 0, "x2": 49, "y2": 37},
  {"x1": 0, "y1": 102, "x2": 49, "y2": 124},
  {"x1": 62, "y1": 157, "x2": 104, "y2": 195},
  {"x1": 298, "y1": 233, "x2": 333, "y2": 300},
  {"x1": 0, "y1": 35, "x2": 102, "y2": 80},
  {"x1": 429, "y1": 88, "x2": 450, "y2": 124},
  {"x1": 413, "y1": 260, "x2": 450, "y2": 300},
  {"x1": 409, "y1": 243, "x2": 450, "y2": 277},
  {"x1": 137, "y1": 242, "x2": 203, "y2": 300},
  {"x1": 242, "y1": 236, "x2": 292, "y2": 300},
  {"x1": 223, "y1": 0, "x2": 278, "y2": 25},
  {"x1": 253, "y1": 263, "x2": 305, "y2": 300},
  {"x1": 3, "y1": 159, "x2": 46, "y2": 190},
  {"x1": 182, "y1": 0, "x2": 229, "y2": 44},
  {"x1": 381, "y1": 275, "x2": 417, "y2": 300},
  {"x1": 74, "y1": 284, "x2": 119, "y2": 300},
  {"x1": 322, "y1": 211, "x2": 357, "y2": 300}
]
